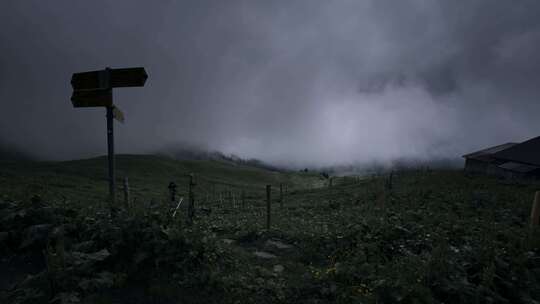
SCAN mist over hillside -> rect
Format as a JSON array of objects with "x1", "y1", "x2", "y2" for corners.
[
  {"x1": 0, "y1": 136, "x2": 463, "y2": 174},
  {"x1": 317, "y1": 157, "x2": 462, "y2": 177},
  {"x1": 0, "y1": 141, "x2": 31, "y2": 161},
  {"x1": 156, "y1": 142, "x2": 462, "y2": 175},
  {"x1": 155, "y1": 143, "x2": 284, "y2": 172}
]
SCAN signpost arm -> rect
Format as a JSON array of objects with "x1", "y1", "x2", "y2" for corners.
[{"x1": 106, "y1": 105, "x2": 115, "y2": 215}]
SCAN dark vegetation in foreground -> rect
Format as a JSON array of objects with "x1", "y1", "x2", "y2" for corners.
[{"x1": 1, "y1": 155, "x2": 540, "y2": 303}]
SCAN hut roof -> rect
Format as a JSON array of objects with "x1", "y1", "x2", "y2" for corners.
[
  {"x1": 462, "y1": 142, "x2": 517, "y2": 162},
  {"x1": 493, "y1": 136, "x2": 540, "y2": 166}
]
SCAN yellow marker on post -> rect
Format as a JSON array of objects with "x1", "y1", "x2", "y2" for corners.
[{"x1": 112, "y1": 106, "x2": 125, "y2": 123}]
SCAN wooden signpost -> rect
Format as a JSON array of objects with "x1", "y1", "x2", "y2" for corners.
[{"x1": 70, "y1": 67, "x2": 148, "y2": 216}]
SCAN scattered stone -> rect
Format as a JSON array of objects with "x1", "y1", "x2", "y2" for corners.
[
  {"x1": 222, "y1": 238, "x2": 235, "y2": 245},
  {"x1": 273, "y1": 264, "x2": 284, "y2": 273},
  {"x1": 266, "y1": 239, "x2": 292, "y2": 249},
  {"x1": 254, "y1": 251, "x2": 277, "y2": 259},
  {"x1": 394, "y1": 225, "x2": 411, "y2": 234}
]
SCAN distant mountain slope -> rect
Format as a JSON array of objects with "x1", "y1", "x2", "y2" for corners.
[
  {"x1": 0, "y1": 154, "x2": 324, "y2": 207},
  {"x1": 0, "y1": 141, "x2": 31, "y2": 161},
  {"x1": 158, "y1": 145, "x2": 283, "y2": 172}
]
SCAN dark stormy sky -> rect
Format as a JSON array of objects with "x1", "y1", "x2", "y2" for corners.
[{"x1": 1, "y1": 1, "x2": 540, "y2": 167}]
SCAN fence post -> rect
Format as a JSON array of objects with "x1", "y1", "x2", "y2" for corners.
[
  {"x1": 531, "y1": 191, "x2": 540, "y2": 228},
  {"x1": 280, "y1": 183, "x2": 283, "y2": 208},
  {"x1": 266, "y1": 185, "x2": 271, "y2": 230},
  {"x1": 168, "y1": 181, "x2": 177, "y2": 204},
  {"x1": 188, "y1": 174, "x2": 195, "y2": 224},
  {"x1": 386, "y1": 171, "x2": 394, "y2": 191},
  {"x1": 241, "y1": 190, "x2": 246, "y2": 209},
  {"x1": 132, "y1": 197, "x2": 137, "y2": 215},
  {"x1": 123, "y1": 177, "x2": 130, "y2": 209},
  {"x1": 219, "y1": 192, "x2": 223, "y2": 209}
]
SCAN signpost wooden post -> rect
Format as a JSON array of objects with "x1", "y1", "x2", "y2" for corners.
[
  {"x1": 106, "y1": 105, "x2": 115, "y2": 212},
  {"x1": 70, "y1": 67, "x2": 148, "y2": 217}
]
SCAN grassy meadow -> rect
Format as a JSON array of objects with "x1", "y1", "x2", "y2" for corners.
[{"x1": 1, "y1": 155, "x2": 540, "y2": 303}]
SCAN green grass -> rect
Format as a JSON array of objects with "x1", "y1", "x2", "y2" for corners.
[
  {"x1": 0, "y1": 154, "x2": 324, "y2": 211},
  {"x1": 195, "y1": 170, "x2": 540, "y2": 303},
  {"x1": 2, "y1": 156, "x2": 540, "y2": 303}
]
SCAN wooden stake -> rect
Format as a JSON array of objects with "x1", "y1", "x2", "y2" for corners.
[
  {"x1": 123, "y1": 177, "x2": 130, "y2": 209},
  {"x1": 132, "y1": 197, "x2": 137, "y2": 215},
  {"x1": 219, "y1": 192, "x2": 223, "y2": 209},
  {"x1": 168, "y1": 181, "x2": 177, "y2": 203},
  {"x1": 266, "y1": 185, "x2": 271, "y2": 230},
  {"x1": 241, "y1": 190, "x2": 245, "y2": 209},
  {"x1": 172, "y1": 197, "x2": 184, "y2": 218},
  {"x1": 280, "y1": 183, "x2": 283, "y2": 208},
  {"x1": 531, "y1": 191, "x2": 540, "y2": 228},
  {"x1": 188, "y1": 174, "x2": 195, "y2": 224}
]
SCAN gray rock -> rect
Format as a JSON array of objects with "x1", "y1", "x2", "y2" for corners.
[
  {"x1": 222, "y1": 238, "x2": 235, "y2": 245},
  {"x1": 266, "y1": 239, "x2": 292, "y2": 249},
  {"x1": 273, "y1": 264, "x2": 284, "y2": 273},
  {"x1": 254, "y1": 251, "x2": 277, "y2": 259}
]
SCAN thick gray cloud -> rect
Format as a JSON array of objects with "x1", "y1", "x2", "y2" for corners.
[{"x1": 1, "y1": 0, "x2": 540, "y2": 167}]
